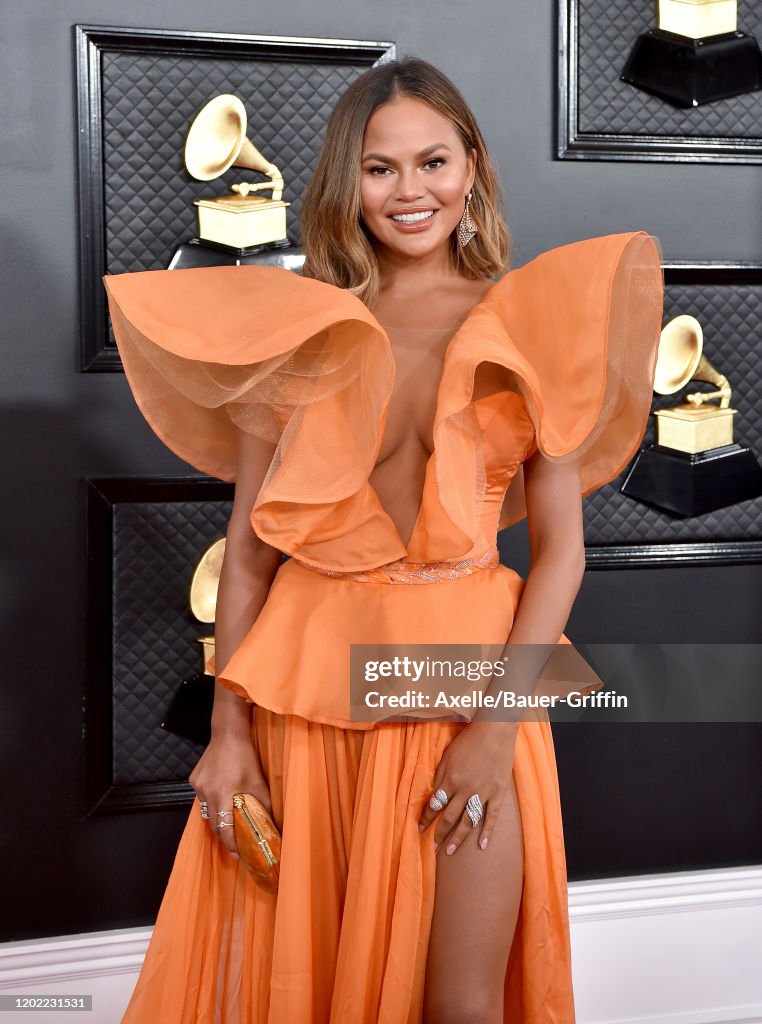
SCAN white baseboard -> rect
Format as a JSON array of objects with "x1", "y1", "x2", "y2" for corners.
[
  {"x1": 0, "y1": 927, "x2": 149, "y2": 1024},
  {"x1": 568, "y1": 865, "x2": 762, "y2": 1024},
  {"x1": 0, "y1": 866, "x2": 760, "y2": 1024}
]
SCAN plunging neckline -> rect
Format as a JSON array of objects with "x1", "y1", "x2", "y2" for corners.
[{"x1": 366, "y1": 273, "x2": 507, "y2": 552}]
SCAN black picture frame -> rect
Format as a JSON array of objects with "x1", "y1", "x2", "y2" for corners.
[
  {"x1": 84, "y1": 475, "x2": 235, "y2": 815},
  {"x1": 74, "y1": 24, "x2": 395, "y2": 372},
  {"x1": 557, "y1": 0, "x2": 762, "y2": 163},
  {"x1": 581, "y1": 257, "x2": 762, "y2": 561}
]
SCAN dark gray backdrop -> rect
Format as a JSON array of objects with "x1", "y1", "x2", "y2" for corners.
[{"x1": 1, "y1": 0, "x2": 761, "y2": 942}]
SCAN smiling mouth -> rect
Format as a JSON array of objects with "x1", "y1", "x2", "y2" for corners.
[{"x1": 389, "y1": 210, "x2": 437, "y2": 224}]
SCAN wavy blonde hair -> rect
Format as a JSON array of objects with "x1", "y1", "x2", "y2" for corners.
[{"x1": 300, "y1": 56, "x2": 512, "y2": 307}]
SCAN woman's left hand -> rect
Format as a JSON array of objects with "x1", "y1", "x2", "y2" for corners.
[{"x1": 417, "y1": 722, "x2": 519, "y2": 854}]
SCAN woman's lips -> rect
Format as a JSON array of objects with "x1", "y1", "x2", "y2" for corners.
[{"x1": 387, "y1": 209, "x2": 439, "y2": 232}]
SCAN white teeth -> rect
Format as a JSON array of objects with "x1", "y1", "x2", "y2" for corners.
[{"x1": 391, "y1": 210, "x2": 435, "y2": 223}]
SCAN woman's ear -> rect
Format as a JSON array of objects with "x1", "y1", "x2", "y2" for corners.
[{"x1": 466, "y1": 147, "x2": 477, "y2": 194}]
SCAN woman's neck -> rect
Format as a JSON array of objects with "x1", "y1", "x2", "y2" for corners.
[
  {"x1": 370, "y1": 260, "x2": 495, "y2": 331},
  {"x1": 374, "y1": 241, "x2": 460, "y2": 299}
]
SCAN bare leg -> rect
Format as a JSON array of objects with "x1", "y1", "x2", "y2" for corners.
[{"x1": 422, "y1": 771, "x2": 524, "y2": 1024}]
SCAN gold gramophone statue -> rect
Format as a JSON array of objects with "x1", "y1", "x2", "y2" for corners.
[
  {"x1": 621, "y1": 314, "x2": 762, "y2": 515},
  {"x1": 621, "y1": 0, "x2": 762, "y2": 107},
  {"x1": 184, "y1": 93, "x2": 291, "y2": 253},
  {"x1": 160, "y1": 538, "x2": 226, "y2": 746}
]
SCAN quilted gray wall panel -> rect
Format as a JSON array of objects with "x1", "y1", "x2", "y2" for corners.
[
  {"x1": 101, "y1": 54, "x2": 368, "y2": 273},
  {"x1": 76, "y1": 26, "x2": 394, "y2": 367},
  {"x1": 112, "y1": 499, "x2": 232, "y2": 785}
]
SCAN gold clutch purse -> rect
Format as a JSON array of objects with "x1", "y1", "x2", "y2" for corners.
[{"x1": 231, "y1": 792, "x2": 281, "y2": 896}]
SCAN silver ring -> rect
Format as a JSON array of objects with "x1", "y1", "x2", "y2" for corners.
[
  {"x1": 216, "y1": 821, "x2": 234, "y2": 830},
  {"x1": 217, "y1": 809, "x2": 233, "y2": 818},
  {"x1": 465, "y1": 793, "x2": 484, "y2": 828},
  {"x1": 199, "y1": 800, "x2": 210, "y2": 820},
  {"x1": 428, "y1": 788, "x2": 449, "y2": 812}
]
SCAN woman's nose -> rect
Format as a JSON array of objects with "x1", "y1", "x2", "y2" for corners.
[{"x1": 394, "y1": 170, "x2": 425, "y2": 201}]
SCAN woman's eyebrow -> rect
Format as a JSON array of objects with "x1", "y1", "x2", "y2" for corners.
[{"x1": 361, "y1": 143, "x2": 453, "y2": 163}]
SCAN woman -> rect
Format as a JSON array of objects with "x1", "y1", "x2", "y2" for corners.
[{"x1": 105, "y1": 57, "x2": 664, "y2": 1022}]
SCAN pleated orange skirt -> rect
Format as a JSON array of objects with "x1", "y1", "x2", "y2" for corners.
[{"x1": 120, "y1": 707, "x2": 575, "y2": 1022}]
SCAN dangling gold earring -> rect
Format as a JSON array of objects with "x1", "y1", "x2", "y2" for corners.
[{"x1": 457, "y1": 191, "x2": 477, "y2": 247}]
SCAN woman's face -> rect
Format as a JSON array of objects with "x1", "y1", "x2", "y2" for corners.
[{"x1": 360, "y1": 95, "x2": 476, "y2": 262}]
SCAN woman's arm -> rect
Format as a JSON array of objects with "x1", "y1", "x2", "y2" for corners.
[
  {"x1": 510, "y1": 446, "x2": 586, "y2": 642},
  {"x1": 417, "y1": 449, "x2": 588, "y2": 850},
  {"x1": 209, "y1": 428, "x2": 283, "y2": 742},
  {"x1": 470, "y1": 448, "x2": 587, "y2": 724},
  {"x1": 189, "y1": 429, "x2": 283, "y2": 847}
]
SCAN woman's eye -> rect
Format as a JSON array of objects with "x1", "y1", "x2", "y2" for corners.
[{"x1": 366, "y1": 159, "x2": 444, "y2": 176}]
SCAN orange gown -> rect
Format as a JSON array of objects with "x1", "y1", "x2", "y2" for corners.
[{"x1": 103, "y1": 230, "x2": 664, "y2": 1022}]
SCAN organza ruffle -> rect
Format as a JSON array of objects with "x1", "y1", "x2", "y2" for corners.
[
  {"x1": 428, "y1": 231, "x2": 665, "y2": 540},
  {"x1": 104, "y1": 265, "x2": 405, "y2": 570},
  {"x1": 104, "y1": 231, "x2": 664, "y2": 569}
]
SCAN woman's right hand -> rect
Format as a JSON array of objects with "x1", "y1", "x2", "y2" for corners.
[{"x1": 188, "y1": 733, "x2": 274, "y2": 859}]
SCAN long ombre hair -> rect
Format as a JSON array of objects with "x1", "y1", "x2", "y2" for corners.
[{"x1": 300, "y1": 56, "x2": 512, "y2": 307}]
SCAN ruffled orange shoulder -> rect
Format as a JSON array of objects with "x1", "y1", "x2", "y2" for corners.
[
  {"x1": 431, "y1": 230, "x2": 664, "y2": 539},
  {"x1": 103, "y1": 265, "x2": 390, "y2": 480},
  {"x1": 104, "y1": 265, "x2": 404, "y2": 568}
]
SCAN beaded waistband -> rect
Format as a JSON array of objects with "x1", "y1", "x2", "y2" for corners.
[{"x1": 295, "y1": 546, "x2": 500, "y2": 585}]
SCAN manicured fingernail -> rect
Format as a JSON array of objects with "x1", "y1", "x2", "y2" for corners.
[
  {"x1": 480, "y1": 837, "x2": 489, "y2": 849},
  {"x1": 434, "y1": 842, "x2": 440, "y2": 852},
  {"x1": 446, "y1": 843, "x2": 456, "y2": 855},
  {"x1": 418, "y1": 823, "x2": 425, "y2": 832},
  {"x1": 231, "y1": 852, "x2": 239, "y2": 859}
]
